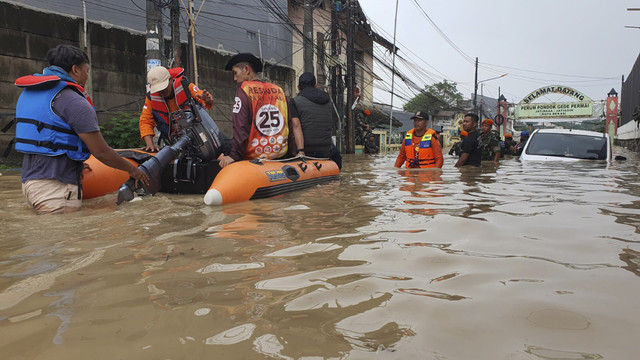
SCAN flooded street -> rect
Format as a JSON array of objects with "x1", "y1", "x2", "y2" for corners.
[{"x1": 2, "y1": 151, "x2": 640, "y2": 359}]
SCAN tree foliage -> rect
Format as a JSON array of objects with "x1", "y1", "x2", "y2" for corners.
[
  {"x1": 403, "y1": 80, "x2": 464, "y2": 114},
  {"x1": 100, "y1": 112, "x2": 144, "y2": 149}
]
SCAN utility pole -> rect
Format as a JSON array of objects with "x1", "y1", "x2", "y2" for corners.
[
  {"x1": 345, "y1": 0, "x2": 355, "y2": 153},
  {"x1": 388, "y1": 0, "x2": 399, "y2": 152},
  {"x1": 186, "y1": 0, "x2": 198, "y2": 85},
  {"x1": 81, "y1": 0, "x2": 93, "y2": 98},
  {"x1": 146, "y1": 0, "x2": 164, "y2": 71},
  {"x1": 331, "y1": 1, "x2": 344, "y2": 153},
  {"x1": 316, "y1": 32, "x2": 325, "y2": 86},
  {"x1": 170, "y1": 0, "x2": 181, "y2": 67},
  {"x1": 303, "y1": 0, "x2": 314, "y2": 73},
  {"x1": 472, "y1": 57, "x2": 478, "y2": 115}
]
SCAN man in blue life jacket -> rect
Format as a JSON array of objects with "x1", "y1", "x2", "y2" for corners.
[
  {"x1": 15, "y1": 44, "x2": 149, "y2": 214},
  {"x1": 288, "y1": 72, "x2": 342, "y2": 168}
]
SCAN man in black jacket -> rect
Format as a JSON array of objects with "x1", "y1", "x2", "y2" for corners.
[{"x1": 289, "y1": 72, "x2": 342, "y2": 168}]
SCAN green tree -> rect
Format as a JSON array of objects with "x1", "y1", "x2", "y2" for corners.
[
  {"x1": 403, "y1": 80, "x2": 464, "y2": 114},
  {"x1": 100, "y1": 112, "x2": 144, "y2": 149}
]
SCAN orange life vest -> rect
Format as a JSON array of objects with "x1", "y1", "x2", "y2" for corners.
[
  {"x1": 241, "y1": 81, "x2": 289, "y2": 159},
  {"x1": 404, "y1": 128, "x2": 437, "y2": 168},
  {"x1": 147, "y1": 68, "x2": 190, "y2": 140}
]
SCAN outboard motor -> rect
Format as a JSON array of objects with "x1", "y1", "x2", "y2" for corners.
[
  {"x1": 117, "y1": 79, "x2": 229, "y2": 204},
  {"x1": 116, "y1": 135, "x2": 191, "y2": 204},
  {"x1": 174, "y1": 103, "x2": 225, "y2": 161}
]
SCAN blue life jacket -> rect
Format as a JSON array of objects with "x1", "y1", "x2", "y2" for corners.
[{"x1": 15, "y1": 76, "x2": 91, "y2": 161}]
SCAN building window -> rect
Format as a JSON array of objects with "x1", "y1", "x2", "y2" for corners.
[{"x1": 247, "y1": 31, "x2": 257, "y2": 40}]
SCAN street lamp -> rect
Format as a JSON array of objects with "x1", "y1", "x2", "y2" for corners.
[{"x1": 473, "y1": 73, "x2": 507, "y2": 114}]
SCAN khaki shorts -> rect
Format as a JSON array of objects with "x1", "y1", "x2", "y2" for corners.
[{"x1": 22, "y1": 179, "x2": 82, "y2": 214}]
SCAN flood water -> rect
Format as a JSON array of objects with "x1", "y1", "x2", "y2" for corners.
[{"x1": 1, "y1": 151, "x2": 640, "y2": 359}]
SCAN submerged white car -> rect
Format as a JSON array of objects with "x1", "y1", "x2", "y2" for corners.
[{"x1": 519, "y1": 129, "x2": 611, "y2": 161}]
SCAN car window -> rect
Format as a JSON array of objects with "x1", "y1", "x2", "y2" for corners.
[{"x1": 525, "y1": 133, "x2": 607, "y2": 160}]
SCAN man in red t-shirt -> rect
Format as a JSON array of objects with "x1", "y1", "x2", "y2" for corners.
[{"x1": 219, "y1": 53, "x2": 299, "y2": 168}]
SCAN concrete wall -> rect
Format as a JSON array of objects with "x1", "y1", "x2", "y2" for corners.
[
  {"x1": 0, "y1": 2, "x2": 295, "y2": 166},
  {"x1": 12, "y1": 0, "x2": 293, "y2": 67}
]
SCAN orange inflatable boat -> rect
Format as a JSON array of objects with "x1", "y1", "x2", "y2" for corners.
[
  {"x1": 204, "y1": 157, "x2": 340, "y2": 205},
  {"x1": 82, "y1": 149, "x2": 154, "y2": 199},
  {"x1": 82, "y1": 150, "x2": 340, "y2": 205},
  {"x1": 81, "y1": 99, "x2": 339, "y2": 205}
]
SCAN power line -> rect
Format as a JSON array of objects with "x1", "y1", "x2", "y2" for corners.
[{"x1": 410, "y1": 0, "x2": 474, "y2": 64}]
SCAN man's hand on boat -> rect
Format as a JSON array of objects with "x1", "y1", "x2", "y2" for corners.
[
  {"x1": 195, "y1": 90, "x2": 214, "y2": 108},
  {"x1": 218, "y1": 154, "x2": 235, "y2": 168},
  {"x1": 142, "y1": 135, "x2": 160, "y2": 152},
  {"x1": 129, "y1": 165, "x2": 151, "y2": 188}
]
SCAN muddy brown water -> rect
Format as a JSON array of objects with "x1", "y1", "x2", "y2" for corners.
[{"x1": 1, "y1": 151, "x2": 640, "y2": 359}]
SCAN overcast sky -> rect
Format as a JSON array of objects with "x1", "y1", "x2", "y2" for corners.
[{"x1": 359, "y1": 0, "x2": 639, "y2": 108}]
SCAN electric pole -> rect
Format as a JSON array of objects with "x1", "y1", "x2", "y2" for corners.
[
  {"x1": 303, "y1": 0, "x2": 314, "y2": 73},
  {"x1": 146, "y1": 0, "x2": 164, "y2": 71},
  {"x1": 331, "y1": 1, "x2": 344, "y2": 153},
  {"x1": 186, "y1": 0, "x2": 198, "y2": 85},
  {"x1": 345, "y1": 0, "x2": 355, "y2": 153},
  {"x1": 170, "y1": 0, "x2": 181, "y2": 67},
  {"x1": 473, "y1": 57, "x2": 478, "y2": 114}
]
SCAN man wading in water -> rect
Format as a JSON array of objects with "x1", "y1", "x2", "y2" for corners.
[{"x1": 455, "y1": 113, "x2": 482, "y2": 167}]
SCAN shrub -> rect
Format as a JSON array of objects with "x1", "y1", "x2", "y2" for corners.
[{"x1": 100, "y1": 112, "x2": 143, "y2": 149}]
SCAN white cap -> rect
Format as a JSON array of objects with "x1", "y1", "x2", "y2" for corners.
[{"x1": 147, "y1": 66, "x2": 170, "y2": 93}]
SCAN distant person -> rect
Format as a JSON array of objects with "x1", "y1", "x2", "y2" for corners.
[
  {"x1": 448, "y1": 130, "x2": 468, "y2": 156},
  {"x1": 139, "y1": 66, "x2": 214, "y2": 152},
  {"x1": 218, "y1": 53, "x2": 290, "y2": 168},
  {"x1": 455, "y1": 113, "x2": 482, "y2": 167},
  {"x1": 515, "y1": 130, "x2": 530, "y2": 156},
  {"x1": 288, "y1": 72, "x2": 342, "y2": 168},
  {"x1": 15, "y1": 44, "x2": 149, "y2": 214},
  {"x1": 364, "y1": 134, "x2": 380, "y2": 154},
  {"x1": 479, "y1": 119, "x2": 500, "y2": 163},
  {"x1": 357, "y1": 123, "x2": 373, "y2": 146},
  {"x1": 503, "y1": 133, "x2": 517, "y2": 156},
  {"x1": 394, "y1": 111, "x2": 443, "y2": 168}
]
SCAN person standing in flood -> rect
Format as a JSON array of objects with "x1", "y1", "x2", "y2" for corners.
[
  {"x1": 364, "y1": 134, "x2": 380, "y2": 154},
  {"x1": 218, "y1": 53, "x2": 291, "y2": 168},
  {"x1": 14, "y1": 44, "x2": 149, "y2": 214},
  {"x1": 479, "y1": 118, "x2": 501, "y2": 163},
  {"x1": 503, "y1": 133, "x2": 517, "y2": 156},
  {"x1": 455, "y1": 113, "x2": 482, "y2": 167},
  {"x1": 448, "y1": 130, "x2": 467, "y2": 156},
  {"x1": 394, "y1": 111, "x2": 443, "y2": 168},
  {"x1": 515, "y1": 130, "x2": 530, "y2": 156},
  {"x1": 288, "y1": 72, "x2": 342, "y2": 168}
]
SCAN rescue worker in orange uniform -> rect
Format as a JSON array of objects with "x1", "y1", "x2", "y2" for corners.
[
  {"x1": 139, "y1": 66, "x2": 214, "y2": 152},
  {"x1": 219, "y1": 53, "x2": 299, "y2": 168},
  {"x1": 394, "y1": 111, "x2": 443, "y2": 168}
]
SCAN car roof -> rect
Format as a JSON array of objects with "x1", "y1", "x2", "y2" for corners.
[{"x1": 532, "y1": 128, "x2": 608, "y2": 138}]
